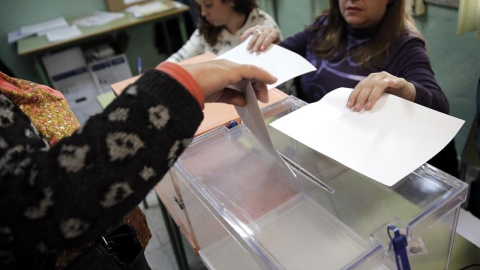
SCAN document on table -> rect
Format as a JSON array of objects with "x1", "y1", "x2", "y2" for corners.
[
  {"x1": 9, "y1": 17, "x2": 69, "y2": 43},
  {"x1": 20, "y1": 17, "x2": 68, "y2": 35},
  {"x1": 215, "y1": 37, "x2": 316, "y2": 174},
  {"x1": 7, "y1": 30, "x2": 33, "y2": 44},
  {"x1": 45, "y1": 25, "x2": 82, "y2": 42},
  {"x1": 124, "y1": 0, "x2": 146, "y2": 4},
  {"x1": 73, "y1": 11, "x2": 125, "y2": 27},
  {"x1": 270, "y1": 87, "x2": 465, "y2": 186},
  {"x1": 125, "y1": 0, "x2": 174, "y2": 18}
]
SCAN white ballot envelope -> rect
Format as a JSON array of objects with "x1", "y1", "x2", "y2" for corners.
[
  {"x1": 216, "y1": 36, "x2": 316, "y2": 89},
  {"x1": 215, "y1": 37, "x2": 316, "y2": 176}
]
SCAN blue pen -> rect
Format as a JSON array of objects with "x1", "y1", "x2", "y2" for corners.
[
  {"x1": 137, "y1": 57, "x2": 142, "y2": 75},
  {"x1": 388, "y1": 225, "x2": 411, "y2": 270}
]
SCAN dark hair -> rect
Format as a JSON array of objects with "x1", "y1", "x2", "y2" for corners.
[
  {"x1": 197, "y1": 0, "x2": 258, "y2": 46},
  {"x1": 309, "y1": 0, "x2": 423, "y2": 68}
]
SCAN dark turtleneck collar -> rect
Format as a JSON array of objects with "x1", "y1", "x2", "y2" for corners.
[{"x1": 346, "y1": 23, "x2": 381, "y2": 39}]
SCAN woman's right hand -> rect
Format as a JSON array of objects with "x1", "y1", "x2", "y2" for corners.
[{"x1": 241, "y1": 25, "x2": 281, "y2": 52}]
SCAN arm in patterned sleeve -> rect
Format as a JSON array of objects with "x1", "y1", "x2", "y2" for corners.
[{"x1": 0, "y1": 69, "x2": 203, "y2": 268}]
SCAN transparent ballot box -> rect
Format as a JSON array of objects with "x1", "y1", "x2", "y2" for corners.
[{"x1": 170, "y1": 96, "x2": 468, "y2": 270}]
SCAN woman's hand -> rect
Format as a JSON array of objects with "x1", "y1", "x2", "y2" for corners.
[
  {"x1": 347, "y1": 71, "x2": 416, "y2": 111},
  {"x1": 181, "y1": 59, "x2": 277, "y2": 106},
  {"x1": 241, "y1": 25, "x2": 281, "y2": 52}
]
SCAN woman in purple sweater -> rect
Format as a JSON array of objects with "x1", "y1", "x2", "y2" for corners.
[{"x1": 243, "y1": 0, "x2": 459, "y2": 176}]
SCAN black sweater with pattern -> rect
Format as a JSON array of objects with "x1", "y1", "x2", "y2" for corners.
[{"x1": 0, "y1": 69, "x2": 203, "y2": 269}]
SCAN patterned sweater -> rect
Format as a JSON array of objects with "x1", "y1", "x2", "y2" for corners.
[
  {"x1": 281, "y1": 16, "x2": 449, "y2": 113},
  {"x1": 167, "y1": 8, "x2": 281, "y2": 62},
  {"x1": 0, "y1": 68, "x2": 203, "y2": 269}
]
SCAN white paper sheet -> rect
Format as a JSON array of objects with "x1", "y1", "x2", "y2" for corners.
[
  {"x1": 215, "y1": 37, "x2": 315, "y2": 176},
  {"x1": 270, "y1": 87, "x2": 465, "y2": 186},
  {"x1": 20, "y1": 17, "x2": 68, "y2": 35},
  {"x1": 216, "y1": 37, "x2": 316, "y2": 89},
  {"x1": 46, "y1": 25, "x2": 82, "y2": 42},
  {"x1": 73, "y1": 11, "x2": 124, "y2": 27},
  {"x1": 124, "y1": 0, "x2": 145, "y2": 4},
  {"x1": 7, "y1": 29, "x2": 33, "y2": 44},
  {"x1": 126, "y1": 1, "x2": 172, "y2": 18}
]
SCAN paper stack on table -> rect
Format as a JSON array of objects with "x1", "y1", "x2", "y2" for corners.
[
  {"x1": 8, "y1": 17, "x2": 70, "y2": 43},
  {"x1": 20, "y1": 17, "x2": 69, "y2": 36},
  {"x1": 73, "y1": 11, "x2": 125, "y2": 27},
  {"x1": 45, "y1": 25, "x2": 82, "y2": 42},
  {"x1": 125, "y1": 0, "x2": 174, "y2": 18}
]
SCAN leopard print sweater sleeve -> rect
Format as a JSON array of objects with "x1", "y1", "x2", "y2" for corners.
[{"x1": 0, "y1": 69, "x2": 203, "y2": 269}]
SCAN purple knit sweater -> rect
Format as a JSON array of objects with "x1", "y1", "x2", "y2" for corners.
[{"x1": 281, "y1": 17, "x2": 449, "y2": 113}]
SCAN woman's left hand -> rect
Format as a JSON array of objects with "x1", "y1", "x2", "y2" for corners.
[
  {"x1": 347, "y1": 71, "x2": 416, "y2": 111},
  {"x1": 241, "y1": 25, "x2": 281, "y2": 52}
]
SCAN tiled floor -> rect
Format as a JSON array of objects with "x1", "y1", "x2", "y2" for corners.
[{"x1": 140, "y1": 191, "x2": 207, "y2": 270}]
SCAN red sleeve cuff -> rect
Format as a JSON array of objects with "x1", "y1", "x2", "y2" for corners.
[{"x1": 156, "y1": 62, "x2": 205, "y2": 109}]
